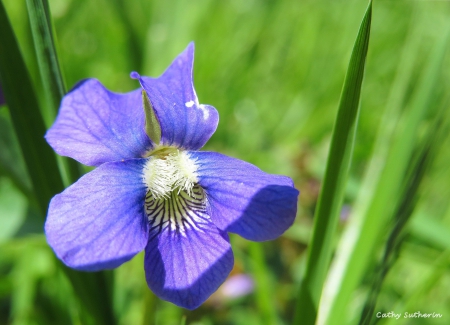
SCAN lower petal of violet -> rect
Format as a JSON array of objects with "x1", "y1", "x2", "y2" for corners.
[
  {"x1": 144, "y1": 185, "x2": 233, "y2": 310},
  {"x1": 191, "y1": 151, "x2": 299, "y2": 241},
  {"x1": 45, "y1": 159, "x2": 149, "y2": 271}
]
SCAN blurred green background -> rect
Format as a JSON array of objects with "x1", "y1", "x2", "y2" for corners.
[{"x1": 1, "y1": 0, "x2": 450, "y2": 324}]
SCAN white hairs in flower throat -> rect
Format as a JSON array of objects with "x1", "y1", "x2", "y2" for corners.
[{"x1": 143, "y1": 149, "x2": 198, "y2": 200}]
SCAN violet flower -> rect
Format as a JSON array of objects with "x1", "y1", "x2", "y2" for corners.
[{"x1": 45, "y1": 43, "x2": 298, "y2": 309}]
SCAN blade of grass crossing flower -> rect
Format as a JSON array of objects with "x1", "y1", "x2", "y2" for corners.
[
  {"x1": 0, "y1": 4, "x2": 117, "y2": 325},
  {"x1": 292, "y1": 3, "x2": 372, "y2": 325},
  {"x1": 0, "y1": 1, "x2": 64, "y2": 217},
  {"x1": 318, "y1": 20, "x2": 450, "y2": 325},
  {"x1": 25, "y1": 0, "x2": 81, "y2": 185}
]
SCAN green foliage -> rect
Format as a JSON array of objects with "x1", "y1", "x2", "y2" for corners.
[
  {"x1": 0, "y1": 0, "x2": 63, "y2": 217},
  {"x1": 294, "y1": 2, "x2": 372, "y2": 324}
]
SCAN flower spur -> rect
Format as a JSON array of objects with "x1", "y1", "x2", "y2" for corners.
[{"x1": 45, "y1": 43, "x2": 299, "y2": 309}]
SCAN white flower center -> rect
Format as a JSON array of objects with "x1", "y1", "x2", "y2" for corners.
[{"x1": 143, "y1": 148, "x2": 198, "y2": 200}]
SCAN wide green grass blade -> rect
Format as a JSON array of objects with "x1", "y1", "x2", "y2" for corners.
[
  {"x1": 318, "y1": 16, "x2": 450, "y2": 325},
  {"x1": 0, "y1": 3, "x2": 117, "y2": 324},
  {"x1": 25, "y1": 0, "x2": 81, "y2": 185},
  {"x1": 293, "y1": 2, "x2": 372, "y2": 324}
]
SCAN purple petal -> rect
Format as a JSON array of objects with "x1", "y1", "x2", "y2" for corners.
[
  {"x1": 46, "y1": 79, "x2": 152, "y2": 166},
  {"x1": 144, "y1": 188, "x2": 233, "y2": 309},
  {"x1": 45, "y1": 159, "x2": 149, "y2": 271},
  {"x1": 191, "y1": 151, "x2": 299, "y2": 241},
  {"x1": 136, "y1": 43, "x2": 219, "y2": 150}
]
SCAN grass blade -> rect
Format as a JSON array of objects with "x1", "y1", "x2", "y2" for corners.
[
  {"x1": 293, "y1": 2, "x2": 372, "y2": 324},
  {"x1": 25, "y1": 0, "x2": 65, "y2": 119},
  {"x1": 318, "y1": 15, "x2": 450, "y2": 325},
  {"x1": 0, "y1": 0, "x2": 64, "y2": 216},
  {"x1": 25, "y1": 0, "x2": 81, "y2": 185}
]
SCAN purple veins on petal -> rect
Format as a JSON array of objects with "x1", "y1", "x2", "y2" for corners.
[
  {"x1": 45, "y1": 159, "x2": 149, "y2": 271},
  {"x1": 135, "y1": 43, "x2": 219, "y2": 151},
  {"x1": 44, "y1": 41, "x2": 299, "y2": 310},
  {"x1": 191, "y1": 151, "x2": 299, "y2": 241},
  {"x1": 45, "y1": 79, "x2": 152, "y2": 166},
  {"x1": 144, "y1": 185, "x2": 234, "y2": 309}
]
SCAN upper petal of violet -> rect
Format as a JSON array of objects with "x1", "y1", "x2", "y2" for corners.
[
  {"x1": 45, "y1": 159, "x2": 149, "y2": 271},
  {"x1": 46, "y1": 79, "x2": 152, "y2": 166},
  {"x1": 134, "y1": 43, "x2": 219, "y2": 150},
  {"x1": 191, "y1": 151, "x2": 299, "y2": 241}
]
